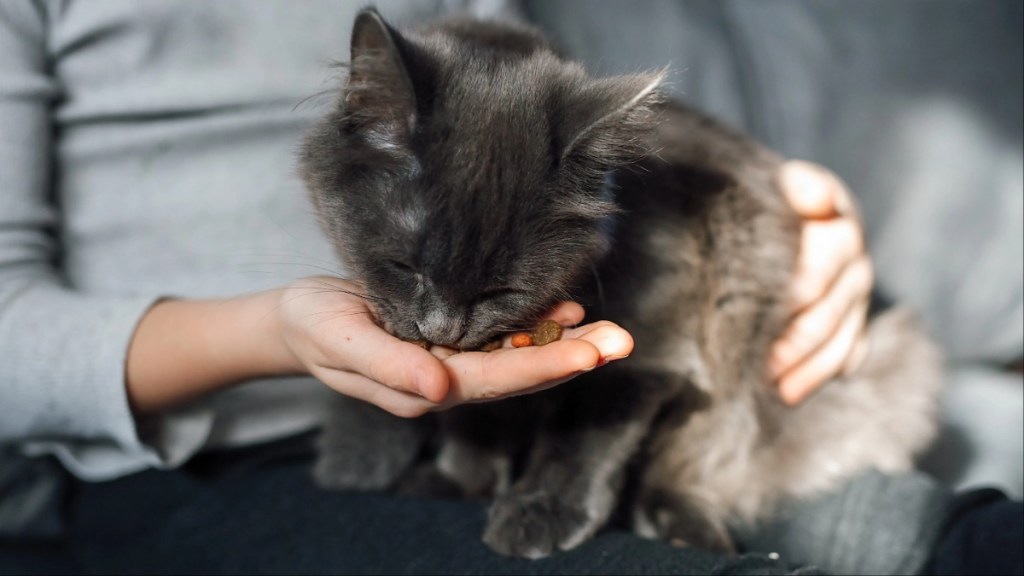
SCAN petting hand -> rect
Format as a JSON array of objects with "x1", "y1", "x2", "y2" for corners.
[
  {"x1": 277, "y1": 277, "x2": 634, "y2": 417},
  {"x1": 769, "y1": 160, "x2": 873, "y2": 405}
]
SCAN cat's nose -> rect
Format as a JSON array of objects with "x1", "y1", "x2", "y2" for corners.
[{"x1": 415, "y1": 310, "x2": 467, "y2": 346}]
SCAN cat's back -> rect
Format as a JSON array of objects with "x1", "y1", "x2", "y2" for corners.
[{"x1": 598, "y1": 100, "x2": 799, "y2": 379}]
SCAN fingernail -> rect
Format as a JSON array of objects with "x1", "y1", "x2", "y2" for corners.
[
  {"x1": 596, "y1": 354, "x2": 629, "y2": 367},
  {"x1": 782, "y1": 162, "x2": 835, "y2": 215}
]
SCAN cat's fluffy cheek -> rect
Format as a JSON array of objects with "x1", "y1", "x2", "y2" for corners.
[{"x1": 370, "y1": 302, "x2": 421, "y2": 344}]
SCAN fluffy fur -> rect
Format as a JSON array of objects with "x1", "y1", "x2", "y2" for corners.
[{"x1": 300, "y1": 8, "x2": 942, "y2": 558}]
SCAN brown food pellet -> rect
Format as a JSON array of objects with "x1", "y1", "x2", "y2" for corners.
[
  {"x1": 510, "y1": 333, "x2": 534, "y2": 348},
  {"x1": 531, "y1": 319, "x2": 563, "y2": 346},
  {"x1": 480, "y1": 340, "x2": 503, "y2": 352},
  {"x1": 478, "y1": 320, "x2": 565, "y2": 351}
]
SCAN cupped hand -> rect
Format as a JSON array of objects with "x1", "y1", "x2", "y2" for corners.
[
  {"x1": 276, "y1": 277, "x2": 633, "y2": 417},
  {"x1": 770, "y1": 160, "x2": 873, "y2": 405}
]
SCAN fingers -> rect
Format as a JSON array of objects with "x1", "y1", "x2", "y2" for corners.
[
  {"x1": 542, "y1": 300, "x2": 586, "y2": 326},
  {"x1": 778, "y1": 160, "x2": 857, "y2": 221},
  {"x1": 439, "y1": 340, "x2": 599, "y2": 407},
  {"x1": 780, "y1": 161, "x2": 865, "y2": 314},
  {"x1": 776, "y1": 299, "x2": 870, "y2": 405},
  {"x1": 789, "y1": 218, "x2": 866, "y2": 311},
  {"x1": 562, "y1": 320, "x2": 635, "y2": 362},
  {"x1": 319, "y1": 311, "x2": 450, "y2": 403},
  {"x1": 303, "y1": 291, "x2": 628, "y2": 413},
  {"x1": 311, "y1": 365, "x2": 437, "y2": 418},
  {"x1": 770, "y1": 256, "x2": 873, "y2": 378},
  {"x1": 774, "y1": 160, "x2": 873, "y2": 404},
  {"x1": 437, "y1": 321, "x2": 634, "y2": 408}
]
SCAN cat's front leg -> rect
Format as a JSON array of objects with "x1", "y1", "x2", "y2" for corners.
[
  {"x1": 394, "y1": 434, "x2": 512, "y2": 499},
  {"x1": 314, "y1": 396, "x2": 425, "y2": 491},
  {"x1": 396, "y1": 398, "x2": 541, "y2": 499},
  {"x1": 633, "y1": 486, "x2": 735, "y2": 553},
  {"x1": 483, "y1": 368, "x2": 678, "y2": 559}
]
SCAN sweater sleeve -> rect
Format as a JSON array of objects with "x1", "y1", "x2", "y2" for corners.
[{"x1": 0, "y1": 1, "x2": 214, "y2": 480}]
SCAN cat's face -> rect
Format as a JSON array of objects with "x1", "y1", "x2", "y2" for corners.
[{"x1": 300, "y1": 9, "x2": 661, "y2": 349}]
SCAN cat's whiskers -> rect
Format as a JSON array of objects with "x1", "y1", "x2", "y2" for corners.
[
  {"x1": 292, "y1": 59, "x2": 352, "y2": 112},
  {"x1": 236, "y1": 260, "x2": 353, "y2": 281},
  {"x1": 292, "y1": 88, "x2": 337, "y2": 113},
  {"x1": 304, "y1": 308, "x2": 376, "y2": 329}
]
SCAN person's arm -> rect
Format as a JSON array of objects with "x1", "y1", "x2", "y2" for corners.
[
  {"x1": 0, "y1": 3, "x2": 175, "y2": 477},
  {"x1": 124, "y1": 292, "x2": 296, "y2": 415},
  {"x1": 771, "y1": 160, "x2": 874, "y2": 404},
  {"x1": 126, "y1": 278, "x2": 634, "y2": 418}
]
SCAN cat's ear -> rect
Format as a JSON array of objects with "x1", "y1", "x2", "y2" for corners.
[
  {"x1": 344, "y1": 8, "x2": 418, "y2": 149},
  {"x1": 558, "y1": 72, "x2": 665, "y2": 162}
]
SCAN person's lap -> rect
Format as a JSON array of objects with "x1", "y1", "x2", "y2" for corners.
[
  {"x1": 63, "y1": 431, "x2": 1021, "y2": 576},
  {"x1": 65, "y1": 433, "x2": 815, "y2": 576}
]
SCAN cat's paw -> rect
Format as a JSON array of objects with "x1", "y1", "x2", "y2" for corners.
[
  {"x1": 634, "y1": 488, "x2": 736, "y2": 554},
  {"x1": 312, "y1": 450, "x2": 404, "y2": 491},
  {"x1": 483, "y1": 491, "x2": 598, "y2": 559},
  {"x1": 313, "y1": 398, "x2": 425, "y2": 491}
]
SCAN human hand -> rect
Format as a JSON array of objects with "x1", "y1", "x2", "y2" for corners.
[
  {"x1": 277, "y1": 277, "x2": 634, "y2": 417},
  {"x1": 769, "y1": 161, "x2": 873, "y2": 405}
]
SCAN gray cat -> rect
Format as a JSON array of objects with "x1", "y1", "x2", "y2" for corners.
[{"x1": 299, "y1": 8, "x2": 942, "y2": 558}]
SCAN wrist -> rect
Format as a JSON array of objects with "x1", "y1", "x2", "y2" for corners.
[
  {"x1": 125, "y1": 289, "x2": 305, "y2": 415},
  {"x1": 241, "y1": 288, "x2": 306, "y2": 376}
]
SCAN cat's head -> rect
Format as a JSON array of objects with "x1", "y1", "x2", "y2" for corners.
[{"x1": 300, "y1": 8, "x2": 663, "y2": 349}]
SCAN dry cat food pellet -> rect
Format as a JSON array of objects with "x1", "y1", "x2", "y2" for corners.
[
  {"x1": 509, "y1": 320, "x2": 564, "y2": 349},
  {"x1": 530, "y1": 319, "x2": 563, "y2": 346},
  {"x1": 510, "y1": 333, "x2": 534, "y2": 348}
]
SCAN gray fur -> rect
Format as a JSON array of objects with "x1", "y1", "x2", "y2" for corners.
[
  {"x1": 312, "y1": 395, "x2": 424, "y2": 491},
  {"x1": 300, "y1": 8, "x2": 942, "y2": 558}
]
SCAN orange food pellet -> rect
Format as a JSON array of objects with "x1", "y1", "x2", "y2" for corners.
[{"x1": 510, "y1": 333, "x2": 534, "y2": 348}]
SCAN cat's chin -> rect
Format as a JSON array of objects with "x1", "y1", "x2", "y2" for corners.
[
  {"x1": 401, "y1": 334, "x2": 506, "y2": 353},
  {"x1": 374, "y1": 316, "x2": 428, "y2": 348}
]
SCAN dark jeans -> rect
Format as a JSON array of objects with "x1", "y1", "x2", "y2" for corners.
[
  {"x1": 14, "y1": 432, "x2": 1014, "y2": 576},
  {"x1": 63, "y1": 434, "x2": 816, "y2": 575}
]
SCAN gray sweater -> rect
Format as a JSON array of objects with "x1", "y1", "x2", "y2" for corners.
[{"x1": 0, "y1": 0, "x2": 512, "y2": 482}]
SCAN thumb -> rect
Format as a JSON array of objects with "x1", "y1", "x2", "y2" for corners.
[{"x1": 778, "y1": 160, "x2": 847, "y2": 220}]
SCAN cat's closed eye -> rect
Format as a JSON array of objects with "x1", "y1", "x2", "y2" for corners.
[
  {"x1": 477, "y1": 288, "x2": 525, "y2": 303},
  {"x1": 386, "y1": 259, "x2": 417, "y2": 274}
]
